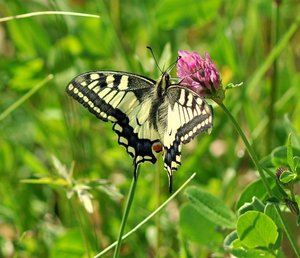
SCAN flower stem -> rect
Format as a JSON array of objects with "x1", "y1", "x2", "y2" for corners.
[
  {"x1": 219, "y1": 103, "x2": 300, "y2": 257},
  {"x1": 219, "y1": 103, "x2": 272, "y2": 193},
  {"x1": 113, "y1": 165, "x2": 140, "y2": 258}
]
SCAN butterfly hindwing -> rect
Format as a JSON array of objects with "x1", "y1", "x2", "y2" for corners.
[
  {"x1": 66, "y1": 71, "x2": 161, "y2": 167},
  {"x1": 158, "y1": 86, "x2": 213, "y2": 190}
]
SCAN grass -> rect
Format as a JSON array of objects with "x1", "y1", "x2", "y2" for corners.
[{"x1": 0, "y1": 1, "x2": 300, "y2": 257}]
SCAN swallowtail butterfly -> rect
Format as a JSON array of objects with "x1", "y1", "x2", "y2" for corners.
[{"x1": 66, "y1": 70, "x2": 213, "y2": 192}]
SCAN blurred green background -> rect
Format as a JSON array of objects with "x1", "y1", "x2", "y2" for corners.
[{"x1": 0, "y1": 0, "x2": 299, "y2": 257}]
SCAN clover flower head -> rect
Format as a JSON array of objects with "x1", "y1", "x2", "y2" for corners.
[{"x1": 177, "y1": 50, "x2": 223, "y2": 103}]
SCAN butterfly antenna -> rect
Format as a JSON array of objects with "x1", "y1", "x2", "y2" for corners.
[
  {"x1": 167, "y1": 55, "x2": 181, "y2": 74},
  {"x1": 147, "y1": 46, "x2": 163, "y2": 73}
]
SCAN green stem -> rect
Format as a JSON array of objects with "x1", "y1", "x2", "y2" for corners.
[
  {"x1": 113, "y1": 165, "x2": 140, "y2": 258},
  {"x1": 219, "y1": 102, "x2": 300, "y2": 257},
  {"x1": 155, "y1": 162, "x2": 161, "y2": 258},
  {"x1": 72, "y1": 199, "x2": 92, "y2": 258},
  {"x1": 219, "y1": 103, "x2": 272, "y2": 194},
  {"x1": 94, "y1": 173, "x2": 196, "y2": 258}
]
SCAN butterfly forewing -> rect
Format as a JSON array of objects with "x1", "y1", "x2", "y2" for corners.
[{"x1": 66, "y1": 71, "x2": 161, "y2": 168}]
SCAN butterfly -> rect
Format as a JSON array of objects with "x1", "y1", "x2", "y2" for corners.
[{"x1": 66, "y1": 70, "x2": 213, "y2": 192}]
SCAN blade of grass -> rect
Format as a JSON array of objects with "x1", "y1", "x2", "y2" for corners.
[
  {"x1": 0, "y1": 74, "x2": 53, "y2": 121},
  {"x1": 246, "y1": 17, "x2": 300, "y2": 94},
  {"x1": 0, "y1": 11, "x2": 100, "y2": 23},
  {"x1": 266, "y1": 0, "x2": 281, "y2": 151},
  {"x1": 94, "y1": 173, "x2": 196, "y2": 258}
]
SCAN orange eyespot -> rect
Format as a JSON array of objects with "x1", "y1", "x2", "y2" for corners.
[{"x1": 152, "y1": 142, "x2": 163, "y2": 153}]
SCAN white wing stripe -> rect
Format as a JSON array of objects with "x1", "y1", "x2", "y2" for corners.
[
  {"x1": 92, "y1": 85, "x2": 101, "y2": 94},
  {"x1": 98, "y1": 87, "x2": 110, "y2": 98},
  {"x1": 87, "y1": 80, "x2": 98, "y2": 89},
  {"x1": 106, "y1": 75, "x2": 115, "y2": 86},
  {"x1": 187, "y1": 107, "x2": 193, "y2": 119},
  {"x1": 109, "y1": 92, "x2": 125, "y2": 108},
  {"x1": 179, "y1": 90, "x2": 185, "y2": 105},
  {"x1": 90, "y1": 73, "x2": 100, "y2": 80},
  {"x1": 118, "y1": 92, "x2": 139, "y2": 113},
  {"x1": 103, "y1": 90, "x2": 118, "y2": 103},
  {"x1": 186, "y1": 94, "x2": 193, "y2": 107},
  {"x1": 118, "y1": 75, "x2": 129, "y2": 90}
]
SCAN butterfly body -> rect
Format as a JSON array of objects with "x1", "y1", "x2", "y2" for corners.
[{"x1": 66, "y1": 70, "x2": 212, "y2": 192}]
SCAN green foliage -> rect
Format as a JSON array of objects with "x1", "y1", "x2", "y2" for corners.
[
  {"x1": 179, "y1": 203, "x2": 223, "y2": 246},
  {"x1": 184, "y1": 186, "x2": 236, "y2": 228},
  {"x1": 0, "y1": 1, "x2": 300, "y2": 258},
  {"x1": 225, "y1": 210, "x2": 280, "y2": 257},
  {"x1": 237, "y1": 211, "x2": 278, "y2": 249},
  {"x1": 50, "y1": 229, "x2": 86, "y2": 258}
]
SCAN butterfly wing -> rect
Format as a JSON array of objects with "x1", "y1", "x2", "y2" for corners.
[
  {"x1": 66, "y1": 71, "x2": 161, "y2": 170},
  {"x1": 158, "y1": 86, "x2": 213, "y2": 191}
]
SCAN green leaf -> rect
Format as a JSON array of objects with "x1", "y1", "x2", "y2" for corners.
[
  {"x1": 155, "y1": 0, "x2": 221, "y2": 29},
  {"x1": 238, "y1": 197, "x2": 265, "y2": 216},
  {"x1": 264, "y1": 203, "x2": 284, "y2": 250},
  {"x1": 20, "y1": 177, "x2": 68, "y2": 186},
  {"x1": 260, "y1": 146, "x2": 300, "y2": 168},
  {"x1": 231, "y1": 247, "x2": 276, "y2": 258},
  {"x1": 236, "y1": 178, "x2": 277, "y2": 210},
  {"x1": 294, "y1": 156, "x2": 300, "y2": 172},
  {"x1": 10, "y1": 59, "x2": 44, "y2": 91},
  {"x1": 179, "y1": 203, "x2": 222, "y2": 245},
  {"x1": 223, "y1": 230, "x2": 238, "y2": 249},
  {"x1": 22, "y1": 148, "x2": 49, "y2": 175},
  {"x1": 50, "y1": 228, "x2": 86, "y2": 258},
  {"x1": 237, "y1": 211, "x2": 278, "y2": 249},
  {"x1": 264, "y1": 203, "x2": 281, "y2": 229},
  {"x1": 287, "y1": 134, "x2": 295, "y2": 172},
  {"x1": 185, "y1": 186, "x2": 236, "y2": 228},
  {"x1": 279, "y1": 170, "x2": 296, "y2": 184}
]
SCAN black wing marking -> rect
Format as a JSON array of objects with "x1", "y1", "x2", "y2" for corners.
[
  {"x1": 158, "y1": 86, "x2": 213, "y2": 192},
  {"x1": 66, "y1": 71, "x2": 161, "y2": 170}
]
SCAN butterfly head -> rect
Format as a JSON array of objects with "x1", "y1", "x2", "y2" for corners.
[{"x1": 156, "y1": 72, "x2": 171, "y2": 93}]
